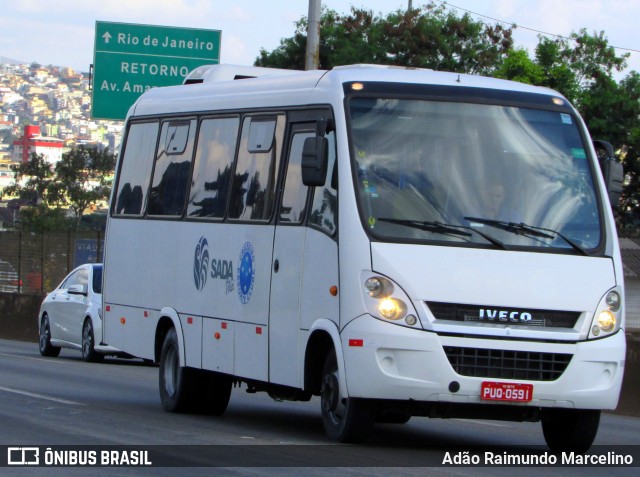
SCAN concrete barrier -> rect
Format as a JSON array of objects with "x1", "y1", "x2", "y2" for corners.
[{"x1": 1, "y1": 292, "x2": 638, "y2": 417}]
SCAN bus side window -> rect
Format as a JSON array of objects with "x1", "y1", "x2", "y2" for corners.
[
  {"x1": 309, "y1": 131, "x2": 337, "y2": 235},
  {"x1": 187, "y1": 117, "x2": 240, "y2": 219},
  {"x1": 114, "y1": 121, "x2": 159, "y2": 216},
  {"x1": 279, "y1": 131, "x2": 313, "y2": 223},
  {"x1": 229, "y1": 115, "x2": 285, "y2": 221},
  {"x1": 148, "y1": 119, "x2": 197, "y2": 217}
]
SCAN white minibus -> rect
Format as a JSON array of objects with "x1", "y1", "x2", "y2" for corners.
[{"x1": 102, "y1": 64, "x2": 625, "y2": 452}]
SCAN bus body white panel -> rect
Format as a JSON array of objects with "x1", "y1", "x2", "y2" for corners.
[
  {"x1": 234, "y1": 322, "x2": 268, "y2": 381},
  {"x1": 202, "y1": 318, "x2": 234, "y2": 374},
  {"x1": 341, "y1": 315, "x2": 624, "y2": 410},
  {"x1": 104, "y1": 303, "x2": 158, "y2": 361},
  {"x1": 179, "y1": 314, "x2": 202, "y2": 369},
  {"x1": 300, "y1": 229, "x2": 339, "y2": 332},
  {"x1": 270, "y1": 226, "x2": 307, "y2": 387}
]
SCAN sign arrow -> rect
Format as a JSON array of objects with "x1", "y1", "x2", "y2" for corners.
[{"x1": 102, "y1": 32, "x2": 112, "y2": 44}]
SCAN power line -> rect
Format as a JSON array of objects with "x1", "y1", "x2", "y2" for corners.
[{"x1": 436, "y1": 0, "x2": 640, "y2": 55}]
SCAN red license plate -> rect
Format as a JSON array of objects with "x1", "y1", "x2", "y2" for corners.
[{"x1": 481, "y1": 381, "x2": 533, "y2": 402}]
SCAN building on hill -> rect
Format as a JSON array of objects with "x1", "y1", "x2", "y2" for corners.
[{"x1": 12, "y1": 125, "x2": 63, "y2": 164}]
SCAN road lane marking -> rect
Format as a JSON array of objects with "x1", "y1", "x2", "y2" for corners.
[
  {"x1": 452, "y1": 418, "x2": 509, "y2": 428},
  {"x1": 0, "y1": 385, "x2": 85, "y2": 406},
  {"x1": 0, "y1": 352, "x2": 66, "y2": 363}
]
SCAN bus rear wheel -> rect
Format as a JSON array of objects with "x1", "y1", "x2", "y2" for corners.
[
  {"x1": 541, "y1": 408, "x2": 600, "y2": 453},
  {"x1": 320, "y1": 350, "x2": 373, "y2": 442},
  {"x1": 159, "y1": 327, "x2": 232, "y2": 414}
]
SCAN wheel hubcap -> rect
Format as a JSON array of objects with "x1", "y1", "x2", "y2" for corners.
[{"x1": 163, "y1": 346, "x2": 178, "y2": 397}]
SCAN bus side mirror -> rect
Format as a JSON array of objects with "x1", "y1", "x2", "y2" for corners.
[
  {"x1": 602, "y1": 159, "x2": 624, "y2": 207},
  {"x1": 301, "y1": 137, "x2": 328, "y2": 187},
  {"x1": 594, "y1": 140, "x2": 624, "y2": 208}
]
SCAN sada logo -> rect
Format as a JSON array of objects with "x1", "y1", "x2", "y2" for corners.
[
  {"x1": 193, "y1": 237, "x2": 210, "y2": 291},
  {"x1": 237, "y1": 242, "x2": 255, "y2": 304}
]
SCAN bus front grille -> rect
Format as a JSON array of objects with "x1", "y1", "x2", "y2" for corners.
[{"x1": 443, "y1": 346, "x2": 572, "y2": 381}]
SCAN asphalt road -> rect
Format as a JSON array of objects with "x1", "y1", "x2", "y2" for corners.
[{"x1": 0, "y1": 338, "x2": 638, "y2": 477}]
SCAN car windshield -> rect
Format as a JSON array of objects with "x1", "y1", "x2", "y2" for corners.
[{"x1": 348, "y1": 95, "x2": 602, "y2": 252}]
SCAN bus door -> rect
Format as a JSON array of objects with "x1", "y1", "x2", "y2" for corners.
[
  {"x1": 269, "y1": 122, "x2": 314, "y2": 386},
  {"x1": 270, "y1": 114, "x2": 339, "y2": 388}
]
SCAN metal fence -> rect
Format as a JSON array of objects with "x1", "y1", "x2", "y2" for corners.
[{"x1": 0, "y1": 231, "x2": 103, "y2": 295}]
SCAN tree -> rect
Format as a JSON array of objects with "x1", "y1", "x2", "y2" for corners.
[
  {"x1": 256, "y1": 2, "x2": 514, "y2": 74},
  {"x1": 4, "y1": 147, "x2": 116, "y2": 231},
  {"x1": 51, "y1": 146, "x2": 116, "y2": 229}
]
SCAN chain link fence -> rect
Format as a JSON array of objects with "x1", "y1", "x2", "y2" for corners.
[{"x1": 0, "y1": 231, "x2": 103, "y2": 295}]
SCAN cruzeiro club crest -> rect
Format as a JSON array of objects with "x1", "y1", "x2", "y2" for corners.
[
  {"x1": 237, "y1": 242, "x2": 255, "y2": 304},
  {"x1": 193, "y1": 237, "x2": 210, "y2": 291}
]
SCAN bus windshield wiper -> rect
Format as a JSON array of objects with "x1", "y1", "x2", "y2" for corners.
[
  {"x1": 377, "y1": 218, "x2": 507, "y2": 249},
  {"x1": 464, "y1": 217, "x2": 590, "y2": 256}
]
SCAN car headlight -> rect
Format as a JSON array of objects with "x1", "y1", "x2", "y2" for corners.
[
  {"x1": 589, "y1": 288, "x2": 623, "y2": 338},
  {"x1": 361, "y1": 272, "x2": 421, "y2": 328}
]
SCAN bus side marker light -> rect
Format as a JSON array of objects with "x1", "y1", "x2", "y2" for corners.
[
  {"x1": 330, "y1": 286, "x2": 338, "y2": 296},
  {"x1": 222, "y1": 322, "x2": 228, "y2": 329},
  {"x1": 105, "y1": 305, "x2": 111, "y2": 312},
  {"x1": 144, "y1": 311, "x2": 148, "y2": 318},
  {"x1": 120, "y1": 317, "x2": 126, "y2": 325},
  {"x1": 187, "y1": 317, "x2": 193, "y2": 324},
  {"x1": 349, "y1": 339, "x2": 363, "y2": 347},
  {"x1": 214, "y1": 332, "x2": 221, "y2": 340},
  {"x1": 256, "y1": 327, "x2": 262, "y2": 335}
]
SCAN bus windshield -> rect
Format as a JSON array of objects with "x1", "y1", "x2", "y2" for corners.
[{"x1": 349, "y1": 96, "x2": 602, "y2": 252}]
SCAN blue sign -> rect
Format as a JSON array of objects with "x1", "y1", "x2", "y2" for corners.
[
  {"x1": 237, "y1": 242, "x2": 255, "y2": 304},
  {"x1": 74, "y1": 239, "x2": 104, "y2": 267}
]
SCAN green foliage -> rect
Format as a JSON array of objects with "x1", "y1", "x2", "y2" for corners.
[
  {"x1": 256, "y1": 2, "x2": 514, "y2": 74},
  {"x1": 5, "y1": 147, "x2": 115, "y2": 232}
]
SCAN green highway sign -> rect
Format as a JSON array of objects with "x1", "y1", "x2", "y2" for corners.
[{"x1": 92, "y1": 21, "x2": 221, "y2": 120}]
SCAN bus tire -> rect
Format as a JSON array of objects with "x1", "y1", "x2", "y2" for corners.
[
  {"x1": 320, "y1": 350, "x2": 373, "y2": 442},
  {"x1": 159, "y1": 327, "x2": 232, "y2": 414},
  {"x1": 541, "y1": 408, "x2": 600, "y2": 453},
  {"x1": 159, "y1": 327, "x2": 194, "y2": 413}
]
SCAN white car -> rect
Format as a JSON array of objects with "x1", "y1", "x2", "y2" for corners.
[{"x1": 37, "y1": 263, "x2": 120, "y2": 362}]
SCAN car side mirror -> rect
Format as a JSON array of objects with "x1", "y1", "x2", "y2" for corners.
[
  {"x1": 301, "y1": 136, "x2": 329, "y2": 187},
  {"x1": 68, "y1": 284, "x2": 88, "y2": 296}
]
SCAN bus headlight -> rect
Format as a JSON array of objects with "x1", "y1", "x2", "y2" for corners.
[
  {"x1": 589, "y1": 287, "x2": 623, "y2": 339},
  {"x1": 362, "y1": 272, "x2": 421, "y2": 328},
  {"x1": 378, "y1": 298, "x2": 406, "y2": 320}
]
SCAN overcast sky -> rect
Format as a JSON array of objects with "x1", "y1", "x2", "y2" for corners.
[{"x1": 0, "y1": 0, "x2": 638, "y2": 77}]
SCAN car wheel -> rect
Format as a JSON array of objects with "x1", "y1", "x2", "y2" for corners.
[
  {"x1": 159, "y1": 327, "x2": 232, "y2": 414},
  {"x1": 39, "y1": 314, "x2": 61, "y2": 357},
  {"x1": 81, "y1": 319, "x2": 103, "y2": 363},
  {"x1": 320, "y1": 350, "x2": 373, "y2": 442},
  {"x1": 541, "y1": 408, "x2": 600, "y2": 453}
]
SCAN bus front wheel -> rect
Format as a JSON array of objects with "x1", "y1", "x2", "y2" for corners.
[
  {"x1": 541, "y1": 408, "x2": 600, "y2": 453},
  {"x1": 320, "y1": 350, "x2": 373, "y2": 442}
]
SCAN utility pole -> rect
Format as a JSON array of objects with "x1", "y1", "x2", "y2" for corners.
[{"x1": 305, "y1": 0, "x2": 321, "y2": 70}]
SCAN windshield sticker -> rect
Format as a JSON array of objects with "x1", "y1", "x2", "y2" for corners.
[
  {"x1": 560, "y1": 113, "x2": 572, "y2": 125},
  {"x1": 571, "y1": 148, "x2": 587, "y2": 160},
  {"x1": 237, "y1": 242, "x2": 255, "y2": 305}
]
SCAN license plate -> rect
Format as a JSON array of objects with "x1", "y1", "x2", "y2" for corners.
[{"x1": 481, "y1": 381, "x2": 533, "y2": 402}]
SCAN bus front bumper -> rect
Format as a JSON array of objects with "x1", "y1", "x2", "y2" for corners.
[{"x1": 341, "y1": 315, "x2": 625, "y2": 411}]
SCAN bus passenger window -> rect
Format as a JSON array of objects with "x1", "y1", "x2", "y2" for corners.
[
  {"x1": 148, "y1": 119, "x2": 197, "y2": 217},
  {"x1": 114, "y1": 121, "x2": 159, "y2": 216},
  {"x1": 229, "y1": 115, "x2": 285, "y2": 221},
  {"x1": 279, "y1": 131, "x2": 313, "y2": 223},
  {"x1": 187, "y1": 117, "x2": 240, "y2": 219},
  {"x1": 309, "y1": 131, "x2": 337, "y2": 234}
]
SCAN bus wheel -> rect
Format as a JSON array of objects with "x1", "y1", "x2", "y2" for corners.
[
  {"x1": 39, "y1": 315, "x2": 61, "y2": 357},
  {"x1": 320, "y1": 350, "x2": 373, "y2": 442},
  {"x1": 159, "y1": 327, "x2": 232, "y2": 414},
  {"x1": 541, "y1": 408, "x2": 600, "y2": 453},
  {"x1": 159, "y1": 327, "x2": 192, "y2": 412}
]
